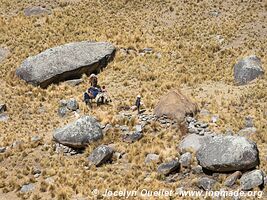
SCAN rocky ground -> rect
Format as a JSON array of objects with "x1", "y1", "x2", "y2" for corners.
[{"x1": 0, "y1": 0, "x2": 267, "y2": 199}]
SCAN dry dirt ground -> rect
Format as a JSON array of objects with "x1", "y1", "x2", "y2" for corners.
[{"x1": 0, "y1": 0, "x2": 266, "y2": 199}]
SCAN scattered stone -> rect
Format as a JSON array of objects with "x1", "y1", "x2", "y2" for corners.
[
  {"x1": 122, "y1": 131, "x2": 143, "y2": 143},
  {"x1": 244, "y1": 116, "x2": 254, "y2": 128},
  {"x1": 209, "y1": 10, "x2": 220, "y2": 17},
  {"x1": 53, "y1": 116, "x2": 103, "y2": 148},
  {"x1": 140, "y1": 47, "x2": 153, "y2": 54},
  {"x1": 234, "y1": 55, "x2": 264, "y2": 85},
  {"x1": 224, "y1": 171, "x2": 242, "y2": 187},
  {"x1": 192, "y1": 165, "x2": 203, "y2": 174},
  {"x1": 0, "y1": 147, "x2": 6, "y2": 153},
  {"x1": 154, "y1": 90, "x2": 198, "y2": 123},
  {"x1": 54, "y1": 142, "x2": 81, "y2": 155},
  {"x1": 120, "y1": 125, "x2": 129, "y2": 132},
  {"x1": 157, "y1": 160, "x2": 180, "y2": 175},
  {"x1": 0, "y1": 104, "x2": 7, "y2": 114},
  {"x1": 199, "y1": 109, "x2": 210, "y2": 116},
  {"x1": 237, "y1": 127, "x2": 257, "y2": 138},
  {"x1": 20, "y1": 183, "x2": 35, "y2": 193},
  {"x1": 103, "y1": 124, "x2": 112, "y2": 133},
  {"x1": 179, "y1": 152, "x2": 192, "y2": 167},
  {"x1": 0, "y1": 113, "x2": 9, "y2": 122},
  {"x1": 45, "y1": 177, "x2": 54, "y2": 185},
  {"x1": 65, "y1": 79, "x2": 83, "y2": 86},
  {"x1": 16, "y1": 41, "x2": 116, "y2": 88},
  {"x1": 24, "y1": 6, "x2": 51, "y2": 16},
  {"x1": 197, "y1": 177, "x2": 216, "y2": 191},
  {"x1": 88, "y1": 145, "x2": 114, "y2": 167},
  {"x1": 66, "y1": 98, "x2": 79, "y2": 111},
  {"x1": 197, "y1": 135, "x2": 259, "y2": 172},
  {"x1": 145, "y1": 154, "x2": 160, "y2": 164},
  {"x1": 179, "y1": 133, "x2": 212, "y2": 153},
  {"x1": 135, "y1": 124, "x2": 142, "y2": 132},
  {"x1": 211, "y1": 115, "x2": 219, "y2": 123},
  {"x1": 58, "y1": 106, "x2": 68, "y2": 117},
  {"x1": 31, "y1": 135, "x2": 42, "y2": 142},
  {"x1": 240, "y1": 170, "x2": 264, "y2": 191},
  {"x1": 32, "y1": 167, "x2": 41, "y2": 175}
]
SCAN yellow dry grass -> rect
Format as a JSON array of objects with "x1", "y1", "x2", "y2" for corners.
[{"x1": 0, "y1": 0, "x2": 266, "y2": 199}]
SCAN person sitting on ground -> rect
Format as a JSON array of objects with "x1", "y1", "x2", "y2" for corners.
[
  {"x1": 88, "y1": 74, "x2": 101, "y2": 97},
  {"x1": 84, "y1": 74, "x2": 111, "y2": 105}
]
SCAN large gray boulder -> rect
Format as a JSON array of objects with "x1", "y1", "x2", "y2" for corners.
[
  {"x1": 234, "y1": 55, "x2": 264, "y2": 85},
  {"x1": 53, "y1": 116, "x2": 103, "y2": 148},
  {"x1": 197, "y1": 135, "x2": 259, "y2": 172},
  {"x1": 16, "y1": 41, "x2": 116, "y2": 88},
  {"x1": 240, "y1": 170, "x2": 264, "y2": 190}
]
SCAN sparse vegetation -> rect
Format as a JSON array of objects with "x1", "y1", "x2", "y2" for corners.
[{"x1": 0, "y1": 0, "x2": 266, "y2": 199}]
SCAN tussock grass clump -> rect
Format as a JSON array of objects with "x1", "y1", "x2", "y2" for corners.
[{"x1": 0, "y1": 0, "x2": 266, "y2": 199}]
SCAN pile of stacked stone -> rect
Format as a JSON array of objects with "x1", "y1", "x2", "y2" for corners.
[{"x1": 186, "y1": 117, "x2": 212, "y2": 135}]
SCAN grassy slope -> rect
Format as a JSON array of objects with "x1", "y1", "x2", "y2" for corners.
[{"x1": 0, "y1": 0, "x2": 266, "y2": 199}]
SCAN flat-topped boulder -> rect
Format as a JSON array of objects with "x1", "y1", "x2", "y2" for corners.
[
  {"x1": 16, "y1": 41, "x2": 116, "y2": 88},
  {"x1": 53, "y1": 116, "x2": 103, "y2": 148}
]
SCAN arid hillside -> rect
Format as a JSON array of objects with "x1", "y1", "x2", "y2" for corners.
[{"x1": 0, "y1": 0, "x2": 266, "y2": 199}]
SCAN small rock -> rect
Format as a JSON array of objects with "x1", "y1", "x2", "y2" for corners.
[
  {"x1": 24, "y1": 6, "x2": 51, "y2": 16},
  {"x1": 31, "y1": 135, "x2": 42, "y2": 142},
  {"x1": 179, "y1": 152, "x2": 192, "y2": 167},
  {"x1": 157, "y1": 160, "x2": 180, "y2": 175},
  {"x1": 135, "y1": 124, "x2": 142, "y2": 133},
  {"x1": 145, "y1": 154, "x2": 160, "y2": 164},
  {"x1": 211, "y1": 115, "x2": 219, "y2": 123},
  {"x1": 45, "y1": 177, "x2": 54, "y2": 185},
  {"x1": 65, "y1": 79, "x2": 83, "y2": 86},
  {"x1": 244, "y1": 116, "x2": 254, "y2": 128},
  {"x1": 234, "y1": 55, "x2": 265, "y2": 85},
  {"x1": 237, "y1": 127, "x2": 257, "y2": 138},
  {"x1": 199, "y1": 109, "x2": 210, "y2": 116},
  {"x1": 197, "y1": 177, "x2": 216, "y2": 191},
  {"x1": 240, "y1": 169, "x2": 264, "y2": 191},
  {"x1": 0, "y1": 147, "x2": 6, "y2": 153},
  {"x1": 188, "y1": 127, "x2": 199, "y2": 134},
  {"x1": 0, "y1": 113, "x2": 9, "y2": 122},
  {"x1": 224, "y1": 171, "x2": 242, "y2": 187},
  {"x1": 156, "y1": 53, "x2": 162, "y2": 59},
  {"x1": 209, "y1": 10, "x2": 220, "y2": 17},
  {"x1": 122, "y1": 131, "x2": 143, "y2": 143},
  {"x1": 120, "y1": 125, "x2": 129, "y2": 132},
  {"x1": 58, "y1": 106, "x2": 68, "y2": 117},
  {"x1": 0, "y1": 104, "x2": 7, "y2": 114},
  {"x1": 88, "y1": 145, "x2": 114, "y2": 167},
  {"x1": 66, "y1": 98, "x2": 79, "y2": 111},
  {"x1": 103, "y1": 124, "x2": 112, "y2": 133},
  {"x1": 20, "y1": 183, "x2": 35, "y2": 193},
  {"x1": 141, "y1": 47, "x2": 153, "y2": 54},
  {"x1": 192, "y1": 165, "x2": 203, "y2": 174},
  {"x1": 199, "y1": 123, "x2": 208, "y2": 128},
  {"x1": 32, "y1": 167, "x2": 41, "y2": 175}
]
